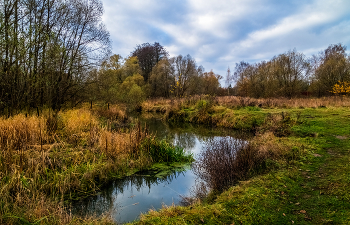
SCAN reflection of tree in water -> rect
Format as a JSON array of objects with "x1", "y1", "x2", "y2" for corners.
[
  {"x1": 137, "y1": 115, "x2": 249, "y2": 150},
  {"x1": 70, "y1": 169, "x2": 186, "y2": 217}
]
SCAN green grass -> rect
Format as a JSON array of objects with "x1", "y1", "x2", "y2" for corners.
[
  {"x1": 130, "y1": 106, "x2": 350, "y2": 224},
  {"x1": 141, "y1": 137, "x2": 194, "y2": 163}
]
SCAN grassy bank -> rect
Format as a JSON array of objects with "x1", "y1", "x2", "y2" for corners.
[
  {"x1": 129, "y1": 97, "x2": 350, "y2": 224},
  {"x1": 0, "y1": 106, "x2": 193, "y2": 224}
]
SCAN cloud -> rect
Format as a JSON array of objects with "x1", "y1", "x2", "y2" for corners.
[{"x1": 101, "y1": 0, "x2": 350, "y2": 81}]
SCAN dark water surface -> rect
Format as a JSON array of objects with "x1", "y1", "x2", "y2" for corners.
[{"x1": 71, "y1": 115, "x2": 244, "y2": 224}]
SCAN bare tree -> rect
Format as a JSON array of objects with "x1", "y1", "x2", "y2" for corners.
[
  {"x1": 0, "y1": 0, "x2": 111, "y2": 113},
  {"x1": 172, "y1": 54, "x2": 197, "y2": 97}
]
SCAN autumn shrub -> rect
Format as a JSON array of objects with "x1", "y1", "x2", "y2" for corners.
[
  {"x1": 192, "y1": 132, "x2": 297, "y2": 193},
  {"x1": 192, "y1": 137, "x2": 265, "y2": 192},
  {"x1": 128, "y1": 84, "x2": 146, "y2": 107}
]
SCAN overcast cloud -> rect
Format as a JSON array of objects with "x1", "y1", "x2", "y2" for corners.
[{"x1": 101, "y1": 0, "x2": 350, "y2": 82}]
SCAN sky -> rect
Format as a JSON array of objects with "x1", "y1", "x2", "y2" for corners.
[{"x1": 100, "y1": 0, "x2": 350, "y2": 84}]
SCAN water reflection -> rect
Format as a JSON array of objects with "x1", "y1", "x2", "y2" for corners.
[
  {"x1": 71, "y1": 115, "x2": 247, "y2": 223},
  {"x1": 71, "y1": 169, "x2": 195, "y2": 224}
]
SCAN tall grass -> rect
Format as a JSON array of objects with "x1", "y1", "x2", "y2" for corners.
[
  {"x1": 142, "y1": 96, "x2": 350, "y2": 117},
  {"x1": 0, "y1": 107, "x2": 186, "y2": 224},
  {"x1": 217, "y1": 96, "x2": 350, "y2": 108}
]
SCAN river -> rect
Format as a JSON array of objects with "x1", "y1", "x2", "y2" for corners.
[{"x1": 71, "y1": 114, "x2": 245, "y2": 224}]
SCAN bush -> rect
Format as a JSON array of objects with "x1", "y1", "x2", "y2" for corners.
[{"x1": 192, "y1": 137, "x2": 264, "y2": 192}]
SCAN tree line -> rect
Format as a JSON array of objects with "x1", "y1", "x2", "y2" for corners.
[
  {"x1": 88, "y1": 42, "x2": 222, "y2": 107},
  {"x1": 1, "y1": 0, "x2": 348, "y2": 115},
  {"x1": 0, "y1": 0, "x2": 110, "y2": 115},
  {"x1": 226, "y1": 44, "x2": 350, "y2": 98}
]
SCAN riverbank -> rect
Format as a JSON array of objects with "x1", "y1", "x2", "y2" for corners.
[
  {"x1": 0, "y1": 106, "x2": 193, "y2": 224},
  {"x1": 129, "y1": 97, "x2": 350, "y2": 224}
]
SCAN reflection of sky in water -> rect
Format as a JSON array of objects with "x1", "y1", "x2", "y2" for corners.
[
  {"x1": 71, "y1": 117, "x2": 242, "y2": 224},
  {"x1": 110, "y1": 170, "x2": 197, "y2": 223}
]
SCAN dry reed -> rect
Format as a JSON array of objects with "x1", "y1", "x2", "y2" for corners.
[
  {"x1": 216, "y1": 96, "x2": 350, "y2": 108},
  {"x1": 0, "y1": 107, "x2": 156, "y2": 224}
]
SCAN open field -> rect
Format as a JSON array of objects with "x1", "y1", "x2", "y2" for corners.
[{"x1": 128, "y1": 96, "x2": 350, "y2": 224}]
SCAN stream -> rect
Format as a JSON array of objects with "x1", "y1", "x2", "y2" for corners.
[{"x1": 71, "y1": 115, "x2": 245, "y2": 224}]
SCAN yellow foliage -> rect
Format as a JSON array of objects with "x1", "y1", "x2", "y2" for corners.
[
  {"x1": 331, "y1": 81, "x2": 350, "y2": 95},
  {"x1": 59, "y1": 109, "x2": 99, "y2": 137}
]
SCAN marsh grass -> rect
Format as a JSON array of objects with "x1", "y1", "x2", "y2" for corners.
[
  {"x1": 141, "y1": 137, "x2": 194, "y2": 163},
  {"x1": 217, "y1": 95, "x2": 350, "y2": 108},
  {"x1": 0, "y1": 107, "x2": 188, "y2": 224}
]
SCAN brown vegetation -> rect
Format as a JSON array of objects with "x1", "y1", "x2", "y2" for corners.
[
  {"x1": 0, "y1": 108, "x2": 155, "y2": 224},
  {"x1": 216, "y1": 96, "x2": 350, "y2": 108},
  {"x1": 142, "y1": 95, "x2": 350, "y2": 115}
]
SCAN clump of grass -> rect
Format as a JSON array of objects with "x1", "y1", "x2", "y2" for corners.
[
  {"x1": 141, "y1": 137, "x2": 194, "y2": 163},
  {"x1": 258, "y1": 111, "x2": 301, "y2": 137},
  {"x1": 141, "y1": 98, "x2": 170, "y2": 113},
  {"x1": 59, "y1": 109, "x2": 99, "y2": 142}
]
